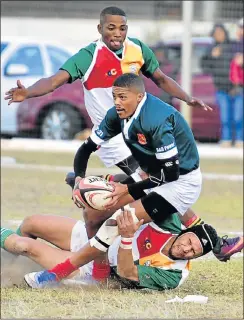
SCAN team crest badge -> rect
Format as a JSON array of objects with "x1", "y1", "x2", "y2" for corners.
[
  {"x1": 129, "y1": 64, "x2": 137, "y2": 73},
  {"x1": 145, "y1": 238, "x2": 152, "y2": 250},
  {"x1": 137, "y1": 133, "x2": 147, "y2": 145}
]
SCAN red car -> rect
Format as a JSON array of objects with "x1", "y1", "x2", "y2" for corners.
[
  {"x1": 17, "y1": 80, "x2": 92, "y2": 140},
  {"x1": 17, "y1": 37, "x2": 221, "y2": 141}
]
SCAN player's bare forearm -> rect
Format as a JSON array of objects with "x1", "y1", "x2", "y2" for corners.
[
  {"x1": 25, "y1": 78, "x2": 56, "y2": 98},
  {"x1": 151, "y1": 69, "x2": 191, "y2": 103},
  {"x1": 26, "y1": 70, "x2": 70, "y2": 99},
  {"x1": 151, "y1": 68, "x2": 211, "y2": 111},
  {"x1": 117, "y1": 247, "x2": 139, "y2": 281}
]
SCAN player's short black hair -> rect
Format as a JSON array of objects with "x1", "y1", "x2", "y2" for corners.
[
  {"x1": 100, "y1": 6, "x2": 127, "y2": 23},
  {"x1": 113, "y1": 73, "x2": 145, "y2": 93}
]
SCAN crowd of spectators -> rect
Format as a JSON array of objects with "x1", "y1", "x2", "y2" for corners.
[{"x1": 201, "y1": 18, "x2": 243, "y2": 147}]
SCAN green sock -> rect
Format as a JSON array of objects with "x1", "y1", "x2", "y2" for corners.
[
  {"x1": 1, "y1": 227, "x2": 15, "y2": 249},
  {"x1": 16, "y1": 225, "x2": 22, "y2": 236}
]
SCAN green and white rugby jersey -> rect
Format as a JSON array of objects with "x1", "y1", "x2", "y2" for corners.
[{"x1": 91, "y1": 93, "x2": 199, "y2": 174}]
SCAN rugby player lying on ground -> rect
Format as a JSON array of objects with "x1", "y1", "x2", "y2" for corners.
[
  {"x1": 1, "y1": 210, "x2": 221, "y2": 291},
  {"x1": 16, "y1": 73, "x2": 243, "y2": 288}
]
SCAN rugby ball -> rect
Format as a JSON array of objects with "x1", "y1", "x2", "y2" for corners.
[{"x1": 73, "y1": 176, "x2": 114, "y2": 211}]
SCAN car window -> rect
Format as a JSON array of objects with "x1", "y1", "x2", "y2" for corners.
[
  {"x1": 4, "y1": 45, "x2": 44, "y2": 76},
  {"x1": 46, "y1": 45, "x2": 71, "y2": 73},
  {"x1": 1, "y1": 42, "x2": 9, "y2": 54}
]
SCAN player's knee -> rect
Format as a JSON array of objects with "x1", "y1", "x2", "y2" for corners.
[
  {"x1": 20, "y1": 214, "x2": 41, "y2": 238},
  {"x1": 85, "y1": 219, "x2": 103, "y2": 236},
  {"x1": 83, "y1": 209, "x2": 105, "y2": 228}
]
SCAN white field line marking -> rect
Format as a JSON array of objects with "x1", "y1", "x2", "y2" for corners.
[{"x1": 1, "y1": 162, "x2": 243, "y2": 181}]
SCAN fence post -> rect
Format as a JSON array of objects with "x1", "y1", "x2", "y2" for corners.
[{"x1": 180, "y1": 1, "x2": 193, "y2": 127}]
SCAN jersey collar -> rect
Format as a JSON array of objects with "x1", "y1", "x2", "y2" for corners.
[
  {"x1": 99, "y1": 38, "x2": 127, "y2": 60},
  {"x1": 123, "y1": 93, "x2": 147, "y2": 139}
]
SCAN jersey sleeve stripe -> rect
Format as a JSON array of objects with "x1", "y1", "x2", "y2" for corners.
[
  {"x1": 155, "y1": 147, "x2": 178, "y2": 159},
  {"x1": 90, "y1": 131, "x2": 104, "y2": 145}
]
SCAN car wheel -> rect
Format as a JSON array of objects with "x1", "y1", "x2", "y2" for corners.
[{"x1": 40, "y1": 104, "x2": 82, "y2": 140}]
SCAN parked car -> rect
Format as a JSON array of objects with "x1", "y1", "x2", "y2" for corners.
[
  {"x1": 17, "y1": 37, "x2": 221, "y2": 141},
  {"x1": 1, "y1": 37, "x2": 73, "y2": 136},
  {"x1": 17, "y1": 80, "x2": 92, "y2": 139}
]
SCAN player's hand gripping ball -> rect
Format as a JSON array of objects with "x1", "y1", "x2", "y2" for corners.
[{"x1": 72, "y1": 176, "x2": 114, "y2": 210}]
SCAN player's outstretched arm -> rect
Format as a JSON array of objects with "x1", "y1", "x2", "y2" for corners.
[
  {"x1": 150, "y1": 68, "x2": 212, "y2": 111},
  {"x1": 4, "y1": 70, "x2": 70, "y2": 105}
]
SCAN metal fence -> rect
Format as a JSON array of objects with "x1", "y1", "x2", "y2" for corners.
[
  {"x1": 1, "y1": 1, "x2": 243, "y2": 145},
  {"x1": 1, "y1": 1, "x2": 243, "y2": 21}
]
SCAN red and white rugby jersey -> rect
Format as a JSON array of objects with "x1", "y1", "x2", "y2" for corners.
[{"x1": 60, "y1": 37, "x2": 159, "y2": 126}]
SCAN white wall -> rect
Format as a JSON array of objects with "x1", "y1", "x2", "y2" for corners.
[
  {"x1": 1, "y1": 17, "x2": 156, "y2": 52},
  {"x1": 1, "y1": 17, "x2": 238, "y2": 52}
]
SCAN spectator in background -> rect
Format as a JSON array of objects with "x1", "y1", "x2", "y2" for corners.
[
  {"x1": 201, "y1": 24, "x2": 234, "y2": 147},
  {"x1": 229, "y1": 18, "x2": 243, "y2": 148},
  {"x1": 232, "y1": 18, "x2": 244, "y2": 55}
]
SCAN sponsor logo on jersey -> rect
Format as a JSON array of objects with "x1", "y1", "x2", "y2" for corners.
[
  {"x1": 137, "y1": 133, "x2": 147, "y2": 145},
  {"x1": 156, "y1": 142, "x2": 175, "y2": 152},
  {"x1": 106, "y1": 68, "x2": 117, "y2": 76}
]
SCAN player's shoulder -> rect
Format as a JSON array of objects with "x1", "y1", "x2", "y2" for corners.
[
  {"x1": 141, "y1": 94, "x2": 178, "y2": 130},
  {"x1": 145, "y1": 93, "x2": 177, "y2": 118},
  {"x1": 151, "y1": 213, "x2": 183, "y2": 234},
  {"x1": 127, "y1": 37, "x2": 148, "y2": 48},
  {"x1": 75, "y1": 41, "x2": 97, "y2": 56}
]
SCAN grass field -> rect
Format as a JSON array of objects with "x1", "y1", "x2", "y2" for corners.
[{"x1": 1, "y1": 150, "x2": 243, "y2": 319}]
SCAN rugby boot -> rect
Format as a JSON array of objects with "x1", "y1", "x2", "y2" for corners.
[
  {"x1": 24, "y1": 270, "x2": 58, "y2": 289},
  {"x1": 213, "y1": 235, "x2": 243, "y2": 262}
]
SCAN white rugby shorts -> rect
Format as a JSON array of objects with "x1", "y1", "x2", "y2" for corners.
[
  {"x1": 131, "y1": 167, "x2": 202, "y2": 215},
  {"x1": 92, "y1": 126, "x2": 132, "y2": 167},
  {"x1": 70, "y1": 220, "x2": 122, "y2": 280},
  {"x1": 70, "y1": 220, "x2": 94, "y2": 280}
]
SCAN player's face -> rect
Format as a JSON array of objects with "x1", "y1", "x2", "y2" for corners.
[
  {"x1": 98, "y1": 15, "x2": 128, "y2": 51},
  {"x1": 112, "y1": 86, "x2": 144, "y2": 119},
  {"x1": 213, "y1": 27, "x2": 226, "y2": 43},
  {"x1": 169, "y1": 233, "x2": 203, "y2": 260}
]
